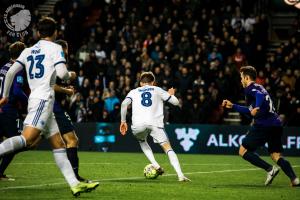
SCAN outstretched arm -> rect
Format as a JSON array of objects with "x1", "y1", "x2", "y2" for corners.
[
  {"x1": 54, "y1": 84, "x2": 74, "y2": 96},
  {"x1": 160, "y1": 87, "x2": 179, "y2": 106},
  {"x1": 166, "y1": 87, "x2": 179, "y2": 106},
  {"x1": 12, "y1": 80, "x2": 28, "y2": 105},
  {"x1": 222, "y1": 99, "x2": 251, "y2": 115},
  {"x1": 55, "y1": 64, "x2": 76, "y2": 81},
  {"x1": 120, "y1": 97, "x2": 131, "y2": 135},
  {"x1": 0, "y1": 62, "x2": 23, "y2": 107}
]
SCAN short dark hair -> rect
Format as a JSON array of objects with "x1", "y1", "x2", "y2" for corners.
[
  {"x1": 140, "y1": 72, "x2": 155, "y2": 83},
  {"x1": 240, "y1": 66, "x2": 257, "y2": 80},
  {"x1": 55, "y1": 39, "x2": 68, "y2": 50},
  {"x1": 9, "y1": 41, "x2": 26, "y2": 59},
  {"x1": 38, "y1": 17, "x2": 57, "y2": 38}
]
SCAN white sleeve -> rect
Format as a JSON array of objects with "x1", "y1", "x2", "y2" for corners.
[
  {"x1": 157, "y1": 87, "x2": 179, "y2": 106},
  {"x1": 52, "y1": 45, "x2": 66, "y2": 66},
  {"x1": 2, "y1": 62, "x2": 23, "y2": 98},
  {"x1": 121, "y1": 96, "x2": 132, "y2": 122},
  {"x1": 53, "y1": 45, "x2": 70, "y2": 80},
  {"x1": 166, "y1": 95, "x2": 179, "y2": 106},
  {"x1": 55, "y1": 63, "x2": 71, "y2": 80},
  {"x1": 15, "y1": 48, "x2": 27, "y2": 67}
]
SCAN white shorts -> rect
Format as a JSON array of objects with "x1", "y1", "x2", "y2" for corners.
[
  {"x1": 131, "y1": 124, "x2": 169, "y2": 144},
  {"x1": 24, "y1": 98, "x2": 59, "y2": 138}
]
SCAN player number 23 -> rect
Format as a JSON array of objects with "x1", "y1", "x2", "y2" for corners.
[{"x1": 27, "y1": 54, "x2": 45, "y2": 79}]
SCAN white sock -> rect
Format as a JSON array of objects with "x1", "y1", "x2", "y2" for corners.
[
  {"x1": 167, "y1": 150, "x2": 184, "y2": 178},
  {"x1": 53, "y1": 148, "x2": 79, "y2": 187},
  {"x1": 139, "y1": 141, "x2": 160, "y2": 169},
  {"x1": 0, "y1": 135, "x2": 26, "y2": 156}
]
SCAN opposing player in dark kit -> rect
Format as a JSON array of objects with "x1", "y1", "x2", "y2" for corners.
[
  {"x1": 222, "y1": 66, "x2": 299, "y2": 187},
  {"x1": 54, "y1": 39, "x2": 90, "y2": 182},
  {"x1": 0, "y1": 42, "x2": 27, "y2": 181}
]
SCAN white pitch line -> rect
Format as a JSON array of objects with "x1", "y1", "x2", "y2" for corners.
[
  {"x1": 1, "y1": 165, "x2": 299, "y2": 191},
  {"x1": 10, "y1": 162, "x2": 252, "y2": 166}
]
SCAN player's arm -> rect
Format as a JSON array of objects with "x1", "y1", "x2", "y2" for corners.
[
  {"x1": 53, "y1": 45, "x2": 76, "y2": 81},
  {"x1": 222, "y1": 99, "x2": 251, "y2": 114},
  {"x1": 12, "y1": 74, "x2": 28, "y2": 105},
  {"x1": 55, "y1": 64, "x2": 76, "y2": 81},
  {"x1": 120, "y1": 96, "x2": 132, "y2": 135},
  {"x1": 0, "y1": 62, "x2": 24, "y2": 107},
  {"x1": 250, "y1": 91, "x2": 265, "y2": 116},
  {"x1": 247, "y1": 89, "x2": 264, "y2": 116},
  {"x1": 54, "y1": 84, "x2": 74, "y2": 96},
  {"x1": 160, "y1": 87, "x2": 179, "y2": 106}
]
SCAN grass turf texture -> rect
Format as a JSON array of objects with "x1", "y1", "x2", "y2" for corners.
[{"x1": 0, "y1": 151, "x2": 299, "y2": 200}]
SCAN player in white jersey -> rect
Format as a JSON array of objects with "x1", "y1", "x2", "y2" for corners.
[
  {"x1": 0, "y1": 17, "x2": 99, "y2": 196},
  {"x1": 120, "y1": 72, "x2": 190, "y2": 181}
]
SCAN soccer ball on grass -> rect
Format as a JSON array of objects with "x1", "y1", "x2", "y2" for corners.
[{"x1": 143, "y1": 164, "x2": 159, "y2": 179}]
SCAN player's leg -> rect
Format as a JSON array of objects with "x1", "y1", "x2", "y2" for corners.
[
  {"x1": 270, "y1": 152, "x2": 299, "y2": 186},
  {"x1": 48, "y1": 131, "x2": 80, "y2": 187},
  {"x1": 133, "y1": 125, "x2": 161, "y2": 169},
  {"x1": 239, "y1": 128, "x2": 273, "y2": 173},
  {"x1": 268, "y1": 127, "x2": 299, "y2": 186},
  {"x1": 0, "y1": 125, "x2": 40, "y2": 156},
  {"x1": 62, "y1": 131, "x2": 88, "y2": 181},
  {"x1": 47, "y1": 116, "x2": 99, "y2": 196},
  {"x1": 139, "y1": 139, "x2": 161, "y2": 169},
  {"x1": 0, "y1": 114, "x2": 19, "y2": 180},
  {"x1": 0, "y1": 134, "x2": 43, "y2": 174},
  {"x1": 152, "y1": 127, "x2": 190, "y2": 181},
  {"x1": 55, "y1": 111, "x2": 86, "y2": 180},
  {"x1": 0, "y1": 98, "x2": 53, "y2": 156}
]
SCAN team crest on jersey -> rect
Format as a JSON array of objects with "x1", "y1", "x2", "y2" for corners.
[
  {"x1": 40, "y1": 120, "x2": 45, "y2": 126},
  {"x1": 3, "y1": 4, "x2": 31, "y2": 37},
  {"x1": 175, "y1": 128, "x2": 200, "y2": 151}
]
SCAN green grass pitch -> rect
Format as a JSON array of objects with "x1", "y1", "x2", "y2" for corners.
[{"x1": 0, "y1": 151, "x2": 299, "y2": 200}]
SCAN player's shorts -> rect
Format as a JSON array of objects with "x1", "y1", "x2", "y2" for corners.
[
  {"x1": 242, "y1": 126, "x2": 283, "y2": 153},
  {"x1": 24, "y1": 98, "x2": 59, "y2": 138},
  {"x1": 131, "y1": 124, "x2": 169, "y2": 144},
  {"x1": 0, "y1": 113, "x2": 18, "y2": 138},
  {"x1": 54, "y1": 110, "x2": 74, "y2": 135}
]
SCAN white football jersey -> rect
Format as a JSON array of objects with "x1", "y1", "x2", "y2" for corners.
[
  {"x1": 16, "y1": 40, "x2": 66, "y2": 100},
  {"x1": 126, "y1": 85, "x2": 172, "y2": 127}
]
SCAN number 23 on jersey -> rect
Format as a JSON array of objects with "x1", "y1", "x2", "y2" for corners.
[{"x1": 27, "y1": 54, "x2": 45, "y2": 79}]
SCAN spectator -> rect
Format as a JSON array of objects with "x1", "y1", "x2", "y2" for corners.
[
  {"x1": 103, "y1": 90, "x2": 120, "y2": 114},
  {"x1": 0, "y1": 0, "x2": 298, "y2": 125}
]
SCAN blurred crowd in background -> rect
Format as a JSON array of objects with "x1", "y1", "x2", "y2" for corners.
[{"x1": 0, "y1": 0, "x2": 299, "y2": 125}]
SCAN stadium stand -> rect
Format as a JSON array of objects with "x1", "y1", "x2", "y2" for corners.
[{"x1": 0, "y1": 0, "x2": 299, "y2": 125}]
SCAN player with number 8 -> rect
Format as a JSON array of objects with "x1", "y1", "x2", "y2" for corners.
[{"x1": 120, "y1": 71, "x2": 190, "y2": 182}]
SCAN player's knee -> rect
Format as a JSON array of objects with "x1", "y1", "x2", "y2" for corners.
[
  {"x1": 24, "y1": 137, "x2": 37, "y2": 148},
  {"x1": 49, "y1": 133, "x2": 66, "y2": 149},
  {"x1": 160, "y1": 142, "x2": 172, "y2": 153},
  {"x1": 239, "y1": 146, "x2": 247, "y2": 157},
  {"x1": 63, "y1": 132, "x2": 78, "y2": 148},
  {"x1": 270, "y1": 152, "x2": 281, "y2": 162},
  {"x1": 52, "y1": 139, "x2": 66, "y2": 149},
  {"x1": 66, "y1": 140, "x2": 78, "y2": 148}
]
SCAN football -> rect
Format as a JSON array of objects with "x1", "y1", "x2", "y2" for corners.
[{"x1": 143, "y1": 164, "x2": 159, "y2": 179}]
